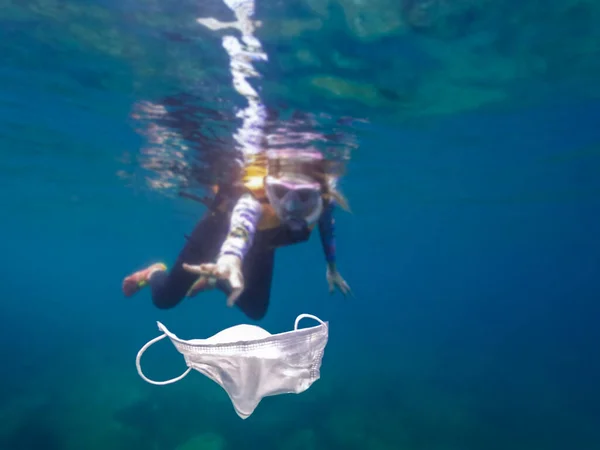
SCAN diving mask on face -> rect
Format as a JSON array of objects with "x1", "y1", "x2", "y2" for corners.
[{"x1": 264, "y1": 175, "x2": 323, "y2": 225}]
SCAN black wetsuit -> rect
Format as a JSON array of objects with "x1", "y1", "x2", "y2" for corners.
[{"x1": 148, "y1": 189, "x2": 312, "y2": 320}]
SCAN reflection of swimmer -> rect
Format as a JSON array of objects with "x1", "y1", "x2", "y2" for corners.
[{"x1": 122, "y1": 149, "x2": 352, "y2": 320}]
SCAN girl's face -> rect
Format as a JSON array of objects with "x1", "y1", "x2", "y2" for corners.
[{"x1": 264, "y1": 175, "x2": 323, "y2": 225}]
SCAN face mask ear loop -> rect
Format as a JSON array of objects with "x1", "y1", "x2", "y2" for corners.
[
  {"x1": 136, "y1": 333, "x2": 192, "y2": 385},
  {"x1": 295, "y1": 314, "x2": 326, "y2": 330}
]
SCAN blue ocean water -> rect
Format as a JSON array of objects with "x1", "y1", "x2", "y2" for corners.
[{"x1": 1, "y1": 1, "x2": 600, "y2": 450}]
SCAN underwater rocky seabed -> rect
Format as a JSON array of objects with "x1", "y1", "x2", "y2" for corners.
[
  {"x1": 0, "y1": 335, "x2": 597, "y2": 450},
  {"x1": 1, "y1": 0, "x2": 600, "y2": 122}
]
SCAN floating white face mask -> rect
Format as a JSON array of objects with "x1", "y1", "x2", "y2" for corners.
[{"x1": 136, "y1": 314, "x2": 329, "y2": 419}]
